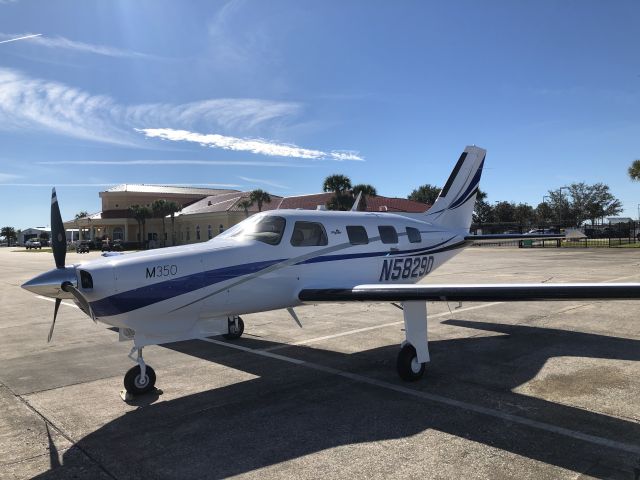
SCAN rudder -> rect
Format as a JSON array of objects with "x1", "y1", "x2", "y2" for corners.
[{"x1": 424, "y1": 145, "x2": 486, "y2": 231}]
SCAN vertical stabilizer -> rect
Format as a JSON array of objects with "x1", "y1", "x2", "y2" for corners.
[{"x1": 424, "y1": 146, "x2": 486, "y2": 231}]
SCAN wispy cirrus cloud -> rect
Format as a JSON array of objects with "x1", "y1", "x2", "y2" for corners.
[
  {"x1": 138, "y1": 128, "x2": 365, "y2": 161},
  {"x1": 0, "y1": 68, "x2": 302, "y2": 147},
  {"x1": 36, "y1": 159, "x2": 310, "y2": 167},
  {"x1": 0, "y1": 33, "x2": 41, "y2": 44},
  {"x1": 238, "y1": 176, "x2": 290, "y2": 189},
  {"x1": 0, "y1": 32, "x2": 151, "y2": 58},
  {"x1": 0, "y1": 172, "x2": 21, "y2": 182}
]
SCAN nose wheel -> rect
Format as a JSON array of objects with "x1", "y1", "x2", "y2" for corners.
[
  {"x1": 124, "y1": 346, "x2": 156, "y2": 395},
  {"x1": 223, "y1": 316, "x2": 244, "y2": 340}
]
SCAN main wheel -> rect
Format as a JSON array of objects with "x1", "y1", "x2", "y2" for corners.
[
  {"x1": 124, "y1": 365, "x2": 156, "y2": 395},
  {"x1": 396, "y1": 344, "x2": 425, "y2": 381},
  {"x1": 223, "y1": 317, "x2": 244, "y2": 340}
]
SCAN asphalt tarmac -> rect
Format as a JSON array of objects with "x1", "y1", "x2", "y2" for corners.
[{"x1": 1, "y1": 246, "x2": 639, "y2": 479}]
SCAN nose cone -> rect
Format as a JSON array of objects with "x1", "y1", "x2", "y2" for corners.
[{"x1": 22, "y1": 266, "x2": 77, "y2": 299}]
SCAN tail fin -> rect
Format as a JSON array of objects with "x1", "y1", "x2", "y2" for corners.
[{"x1": 425, "y1": 145, "x2": 486, "y2": 231}]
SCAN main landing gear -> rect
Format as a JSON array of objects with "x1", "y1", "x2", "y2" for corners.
[
  {"x1": 395, "y1": 301, "x2": 430, "y2": 381},
  {"x1": 124, "y1": 346, "x2": 156, "y2": 395},
  {"x1": 223, "y1": 315, "x2": 244, "y2": 340}
]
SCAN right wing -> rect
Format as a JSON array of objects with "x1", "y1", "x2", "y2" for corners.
[{"x1": 299, "y1": 283, "x2": 640, "y2": 303}]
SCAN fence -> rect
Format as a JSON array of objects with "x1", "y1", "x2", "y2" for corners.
[{"x1": 469, "y1": 221, "x2": 640, "y2": 248}]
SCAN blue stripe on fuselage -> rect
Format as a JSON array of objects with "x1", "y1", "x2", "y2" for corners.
[
  {"x1": 90, "y1": 237, "x2": 462, "y2": 317},
  {"x1": 90, "y1": 259, "x2": 283, "y2": 317}
]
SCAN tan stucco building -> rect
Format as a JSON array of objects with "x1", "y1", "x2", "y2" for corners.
[{"x1": 65, "y1": 184, "x2": 428, "y2": 248}]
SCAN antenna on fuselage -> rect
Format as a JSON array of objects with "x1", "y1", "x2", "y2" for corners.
[{"x1": 350, "y1": 191, "x2": 362, "y2": 212}]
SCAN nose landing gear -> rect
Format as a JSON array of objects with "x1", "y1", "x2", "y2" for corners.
[{"x1": 124, "y1": 346, "x2": 156, "y2": 395}]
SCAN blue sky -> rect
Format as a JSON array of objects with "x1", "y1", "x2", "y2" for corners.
[{"x1": 1, "y1": 0, "x2": 639, "y2": 228}]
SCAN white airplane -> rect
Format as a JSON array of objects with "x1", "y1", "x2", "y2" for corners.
[{"x1": 22, "y1": 146, "x2": 640, "y2": 396}]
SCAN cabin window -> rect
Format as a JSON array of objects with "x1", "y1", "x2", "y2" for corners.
[
  {"x1": 346, "y1": 226, "x2": 368, "y2": 245},
  {"x1": 406, "y1": 227, "x2": 422, "y2": 243},
  {"x1": 241, "y1": 216, "x2": 286, "y2": 245},
  {"x1": 378, "y1": 225, "x2": 398, "y2": 244},
  {"x1": 290, "y1": 221, "x2": 328, "y2": 247}
]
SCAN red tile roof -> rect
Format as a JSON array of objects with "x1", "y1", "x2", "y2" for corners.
[{"x1": 277, "y1": 193, "x2": 429, "y2": 213}]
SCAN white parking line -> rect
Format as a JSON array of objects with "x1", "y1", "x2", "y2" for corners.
[
  {"x1": 36, "y1": 295, "x2": 79, "y2": 309},
  {"x1": 263, "y1": 302, "x2": 504, "y2": 351},
  {"x1": 201, "y1": 336, "x2": 640, "y2": 455}
]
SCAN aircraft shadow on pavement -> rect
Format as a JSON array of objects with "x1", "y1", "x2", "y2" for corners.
[{"x1": 35, "y1": 320, "x2": 640, "y2": 479}]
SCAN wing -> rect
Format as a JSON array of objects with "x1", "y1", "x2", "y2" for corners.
[
  {"x1": 299, "y1": 283, "x2": 640, "y2": 302},
  {"x1": 465, "y1": 234, "x2": 564, "y2": 243}
]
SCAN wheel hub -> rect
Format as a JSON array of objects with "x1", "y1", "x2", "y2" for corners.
[
  {"x1": 410, "y1": 357, "x2": 421, "y2": 374},
  {"x1": 135, "y1": 374, "x2": 149, "y2": 388}
]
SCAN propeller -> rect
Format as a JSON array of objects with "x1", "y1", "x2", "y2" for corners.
[{"x1": 45, "y1": 188, "x2": 94, "y2": 342}]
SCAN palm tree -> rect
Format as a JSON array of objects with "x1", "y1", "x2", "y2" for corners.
[
  {"x1": 74, "y1": 211, "x2": 88, "y2": 241},
  {"x1": 165, "y1": 201, "x2": 181, "y2": 246},
  {"x1": 237, "y1": 199, "x2": 253, "y2": 217},
  {"x1": 352, "y1": 183, "x2": 377, "y2": 211},
  {"x1": 629, "y1": 160, "x2": 640, "y2": 181},
  {"x1": 1, "y1": 226, "x2": 16, "y2": 246},
  {"x1": 129, "y1": 205, "x2": 152, "y2": 249},
  {"x1": 249, "y1": 189, "x2": 271, "y2": 212},
  {"x1": 323, "y1": 174, "x2": 353, "y2": 211},
  {"x1": 151, "y1": 199, "x2": 171, "y2": 247}
]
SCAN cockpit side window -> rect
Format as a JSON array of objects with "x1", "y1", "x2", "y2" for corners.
[
  {"x1": 291, "y1": 221, "x2": 328, "y2": 247},
  {"x1": 406, "y1": 227, "x2": 422, "y2": 243},
  {"x1": 346, "y1": 226, "x2": 369, "y2": 245},
  {"x1": 240, "y1": 216, "x2": 286, "y2": 245},
  {"x1": 378, "y1": 225, "x2": 398, "y2": 244}
]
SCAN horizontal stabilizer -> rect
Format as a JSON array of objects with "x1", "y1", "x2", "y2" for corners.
[{"x1": 299, "y1": 283, "x2": 640, "y2": 303}]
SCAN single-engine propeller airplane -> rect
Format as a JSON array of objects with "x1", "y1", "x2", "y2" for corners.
[{"x1": 22, "y1": 146, "x2": 640, "y2": 396}]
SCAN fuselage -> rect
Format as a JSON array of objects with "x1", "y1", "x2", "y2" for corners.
[{"x1": 61, "y1": 210, "x2": 469, "y2": 340}]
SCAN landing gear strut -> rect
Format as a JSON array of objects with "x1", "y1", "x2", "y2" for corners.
[
  {"x1": 223, "y1": 316, "x2": 244, "y2": 340},
  {"x1": 124, "y1": 346, "x2": 156, "y2": 395},
  {"x1": 396, "y1": 301, "x2": 429, "y2": 381}
]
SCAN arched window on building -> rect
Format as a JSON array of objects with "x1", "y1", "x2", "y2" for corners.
[
  {"x1": 219, "y1": 224, "x2": 224, "y2": 234},
  {"x1": 207, "y1": 225, "x2": 212, "y2": 240},
  {"x1": 196, "y1": 225, "x2": 201, "y2": 241},
  {"x1": 186, "y1": 227, "x2": 191, "y2": 242},
  {"x1": 112, "y1": 227, "x2": 124, "y2": 241}
]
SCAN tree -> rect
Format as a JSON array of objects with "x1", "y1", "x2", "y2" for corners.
[
  {"x1": 546, "y1": 183, "x2": 622, "y2": 226},
  {"x1": 74, "y1": 211, "x2": 88, "y2": 240},
  {"x1": 151, "y1": 199, "x2": 173, "y2": 247},
  {"x1": 535, "y1": 202, "x2": 553, "y2": 224},
  {"x1": 472, "y1": 189, "x2": 492, "y2": 224},
  {"x1": 237, "y1": 199, "x2": 253, "y2": 218},
  {"x1": 249, "y1": 189, "x2": 272, "y2": 212},
  {"x1": 513, "y1": 203, "x2": 535, "y2": 226},
  {"x1": 492, "y1": 201, "x2": 516, "y2": 223},
  {"x1": 352, "y1": 183, "x2": 377, "y2": 211},
  {"x1": 323, "y1": 174, "x2": 353, "y2": 211},
  {"x1": 1, "y1": 226, "x2": 16, "y2": 246},
  {"x1": 628, "y1": 160, "x2": 640, "y2": 181},
  {"x1": 165, "y1": 201, "x2": 181, "y2": 246},
  {"x1": 129, "y1": 205, "x2": 152, "y2": 248},
  {"x1": 408, "y1": 184, "x2": 440, "y2": 205}
]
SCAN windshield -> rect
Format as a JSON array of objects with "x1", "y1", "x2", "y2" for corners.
[{"x1": 216, "y1": 215, "x2": 286, "y2": 245}]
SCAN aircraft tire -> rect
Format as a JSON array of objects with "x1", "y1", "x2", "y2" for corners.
[
  {"x1": 396, "y1": 344, "x2": 425, "y2": 381},
  {"x1": 223, "y1": 317, "x2": 244, "y2": 340},
  {"x1": 124, "y1": 365, "x2": 156, "y2": 395}
]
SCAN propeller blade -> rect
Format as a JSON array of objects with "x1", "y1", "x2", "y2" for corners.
[
  {"x1": 48, "y1": 298, "x2": 61, "y2": 342},
  {"x1": 62, "y1": 282, "x2": 95, "y2": 322},
  {"x1": 51, "y1": 188, "x2": 67, "y2": 269}
]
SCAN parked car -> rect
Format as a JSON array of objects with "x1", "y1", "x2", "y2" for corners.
[
  {"x1": 76, "y1": 241, "x2": 91, "y2": 253},
  {"x1": 101, "y1": 239, "x2": 123, "y2": 252},
  {"x1": 25, "y1": 238, "x2": 42, "y2": 250}
]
